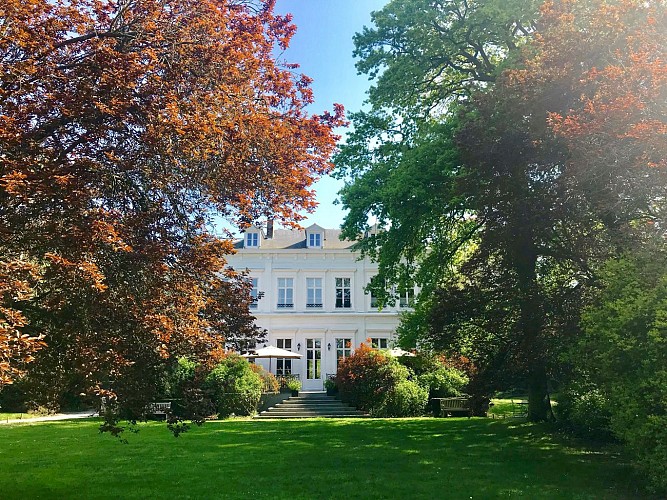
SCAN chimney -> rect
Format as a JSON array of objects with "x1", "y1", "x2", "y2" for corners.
[{"x1": 266, "y1": 219, "x2": 274, "y2": 239}]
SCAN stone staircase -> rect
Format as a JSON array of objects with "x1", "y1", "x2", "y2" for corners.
[{"x1": 254, "y1": 392, "x2": 367, "y2": 419}]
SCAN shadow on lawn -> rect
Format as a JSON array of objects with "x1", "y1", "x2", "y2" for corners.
[
  {"x1": 0, "y1": 417, "x2": 647, "y2": 499},
  {"x1": 180, "y1": 418, "x2": 641, "y2": 499}
]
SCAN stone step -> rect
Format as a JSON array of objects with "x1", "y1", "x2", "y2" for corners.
[
  {"x1": 254, "y1": 414, "x2": 367, "y2": 419},
  {"x1": 254, "y1": 394, "x2": 368, "y2": 419},
  {"x1": 278, "y1": 402, "x2": 352, "y2": 407},
  {"x1": 266, "y1": 408, "x2": 364, "y2": 414},
  {"x1": 261, "y1": 412, "x2": 366, "y2": 417}
]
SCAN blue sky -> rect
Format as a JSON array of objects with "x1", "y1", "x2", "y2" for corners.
[{"x1": 273, "y1": 0, "x2": 388, "y2": 229}]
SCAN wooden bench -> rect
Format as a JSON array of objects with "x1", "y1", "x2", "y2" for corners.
[
  {"x1": 147, "y1": 402, "x2": 172, "y2": 417},
  {"x1": 433, "y1": 397, "x2": 472, "y2": 418}
]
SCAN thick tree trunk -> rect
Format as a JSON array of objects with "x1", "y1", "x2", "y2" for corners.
[
  {"x1": 512, "y1": 210, "x2": 551, "y2": 422},
  {"x1": 527, "y1": 364, "x2": 551, "y2": 422}
]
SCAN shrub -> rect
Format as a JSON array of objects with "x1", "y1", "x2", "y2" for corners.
[
  {"x1": 556, "y1": 380, "x2": 613, "y2": 441},
  {"x1": 625, "y1": 416, "x2": 667, "y2": 493},
  {"x1": 165, "y1": 357, "x2": 198, "y2": 398},
  {"x1": 286, "y1": 378, "x2": 301, "y2": 392},
  {"x1": 204, "y1": 354, "x2": 262, "y2": 417},
  {"x1": 0, "y1": 379, "x2": 29, "y2": 413},
  {"x1": 335, "y1": 343, "x2": 413, "y2": 415},
  {"x1": 250, "y1": 364, "x2": 280, "y2": 393},
  {"x1": 374, "y1": 379, "x2": 428, "y2": 417},
  {"x1": 564, "y1": 255, "x2": 667, "y2": 493},
  {"x1": 417, "y1": 366, "x2": 468, "y2": 398}
]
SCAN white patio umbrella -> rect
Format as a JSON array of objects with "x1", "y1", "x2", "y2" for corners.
[
  {"x1": 242, "y1": 345, "x2": 303, "y2": 373},
  {"x1": 389, "y1": 348, "x2": 416, "y2": 357}
]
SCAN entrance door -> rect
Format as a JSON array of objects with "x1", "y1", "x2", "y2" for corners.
[{"x1": 303, "y1": 338, "x2": 323, "y2": 390}]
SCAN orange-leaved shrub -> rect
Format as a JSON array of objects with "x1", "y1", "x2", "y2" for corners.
[
  {"x1": 250, "y1": 363, "x2": 280, "y2": 393},
  {"x1": 335, "y1": 342, "x2": 427, "y2": 416}
]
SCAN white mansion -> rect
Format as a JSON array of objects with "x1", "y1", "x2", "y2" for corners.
[{"x1": 226, "y1": 223, "x2": 409, "y2": 391}]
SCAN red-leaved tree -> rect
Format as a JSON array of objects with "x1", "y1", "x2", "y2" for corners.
[{"x1": 0, "y1": 0, "x2": 343, "y2": 430}]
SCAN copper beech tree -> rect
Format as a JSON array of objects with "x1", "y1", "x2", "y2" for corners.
[{"x1": 0, "y1": 0, "x2": 344, "y2": 427}]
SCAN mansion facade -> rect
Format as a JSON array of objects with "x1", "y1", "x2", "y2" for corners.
[{"x1": 226, "y1": 223, "x2": 408, "y2": 391}]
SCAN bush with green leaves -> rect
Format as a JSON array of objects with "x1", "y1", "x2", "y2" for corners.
[
  {"x1": 336, "y1": 343, "x2": 423, "y2": 416},
  {"x1": 165, "y1": 357, "x2": 198, "y2": 397},
  {"x1": 204, "y1": 354, "x2": 262, "y2": 417},
  {"x1": 556, "y1": 379, "x2": 613, "y2": 441},
  {"x1": 417, "y1": 366, "x2": 468, "y2": 398},
  {"x1": 374, "y1": 379, "x2": 428, "y2": 417},
  {"x1": 565, "y1": 255, "x2": 667, "y2": 493}
]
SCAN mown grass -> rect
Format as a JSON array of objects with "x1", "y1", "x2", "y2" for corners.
[
  {"x1": 0, "y1": 412, "x2": 45, "y2": 421},
  {"x1": 0, "y1": 418, "x2": 645, "y2": 499},
  {"x1": 489, "y1": 399, "x2": 528, "y2": 418}
]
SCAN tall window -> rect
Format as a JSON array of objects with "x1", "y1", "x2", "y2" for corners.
[
  {"x1": 370, "y1": 291, "x2": 378, "y2": 309},
  {"x1": 306, "y1": 338, "x2": 322, "y2": 379},
  {"x1": 277, "y1": 278, "x2": 294, "y2": 308},
  {"x1": 306, "y1": 278, "x2": 323, "y2": 308},
  {"x1": 276, "y1": 338, "x2": 292, "y2": 375},
  {"x1": 335, "y1": 277, "x2": 351, "y2": 308},
  {"x1": 308, "y1": 232, "x2": 322, "y2": 248},
  {"x1": 249, "y1": 278, "x2": 259, "y2": 309},
  {"x1": 370, "y1": 338, "x2": 388, "y2": 349},
  {"x1": 336, "y1": 338, "x2": 352, "y2": 367},
  {"x1": 246, "y1": 233, "x2": 259, "y2": 247},
  {"x1": 399, "y1": 287, "x2": 415, "y2": 308}
]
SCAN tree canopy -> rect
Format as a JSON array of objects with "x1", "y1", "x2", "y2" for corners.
[
  {"x1": 335, "y1": 0, "x2": 667, "y2": 420},
  {"x1": 0, "y1": 0, "x2": 343, "y2": 429}
]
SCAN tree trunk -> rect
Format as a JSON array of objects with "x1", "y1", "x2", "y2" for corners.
[
  {"x1": 527, "y1": 364, "x2": 551, "y2": 422},
  {"x1": 512, "y1": 205, "x2": 551, "y2": 422}
]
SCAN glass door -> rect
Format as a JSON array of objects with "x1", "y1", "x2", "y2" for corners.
[{"x1": 305, "y1": 338, "x2": 322, "y2": 389}]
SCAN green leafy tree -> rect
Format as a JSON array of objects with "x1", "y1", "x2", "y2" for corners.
[
  {"x1": 570, "y1": 253, "x2": 667, "y2": 493},
  {"x1": 335, "y1": 0, "x2": 667, "y2": 421}
]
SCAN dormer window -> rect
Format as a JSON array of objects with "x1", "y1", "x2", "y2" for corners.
[
  {"x1": 308, "y1": 232, "x2": 322, "y2": 248},
  {"x1": 246, "y1": 232, "x2": 259, "y2": 247}
]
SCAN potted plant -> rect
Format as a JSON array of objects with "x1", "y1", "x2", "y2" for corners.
[
  {"x1": 286, "y1": 378, "x2": 301, "y2": 397},
  {"x1": 324, "y1": 378, "x2": 337, "y2": 396}
]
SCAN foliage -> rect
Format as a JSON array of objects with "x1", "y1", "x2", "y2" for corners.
[
  {"x1": 417, "y1": 367, "x2": 468, "y2": 399},
  {"x1": 566, "y1": 254, "x2": 667, "y2": 492},
  {"x1": 398, "y1": 352, "x2": 468, "y2": 398},
  {"x1": 556, "y1": 379, "x2": 614, "y2": 442},
  {"x1": 336, "y1": 342, "x2": 420, "y2": 416},
  {"x1": 0, "y1": 0, "x2": 343, "y2": 433},
  {"x1": 285, "y1": 378, "x2": 301, "y2": 392},
  {"x1": 250, "y1": 364, "x2": 279, "y2": 393},
  {"x1": 373, "y1": 379, "x2": 428, "y2": 418},
  {"x1": 323, "y1": 379, "x2": 336, "y2": 390},
  {"x1": 0, "y1": 377, "x2": 28, "y2": 412},
  {"x1": 0, "y1": 261, "x2": 45, "y2": 387},
  {"x1": 336, "y1": 0, "x2": 667, "y2": 422},
  {"x1": 204, "y1": 355, "x2": 262, "y2": 417}
]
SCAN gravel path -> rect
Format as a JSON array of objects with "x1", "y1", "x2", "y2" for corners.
[{"x1": 0, "y1": 411, "x2": 98, "y2": 425}]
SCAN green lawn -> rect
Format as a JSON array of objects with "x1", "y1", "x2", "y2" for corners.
[
  {"x1": 489, "y1": 399, "x2": 528, "y2": 418},
  {"x1": 0, "y1": 412, "x2": 45, "y2": 421},
  {"x1": 0, "y1": 418, "x2": 645, "y2": 499}
]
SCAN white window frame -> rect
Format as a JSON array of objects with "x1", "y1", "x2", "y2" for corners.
[
  {"x1": 308, "y1": 232, "x2": 322, "y2": 248},
  {"x1": 246, "y1": 232, "x2": 259, "y2": 248},
  {"x1": 249, "y1": 278, "x2": 259, "y2": 309},
  {"x1": 335, "y1": 338, "x2": 353, "y2": 368},
  {"x1": 335, "y1": 277, "x2": 352, "y2": 309},
  {"x1": 275, "y1": 338, "x2": 293, "y2": 375},
  {"x1": 277, "y1": 278, "x2": 294, "y2": 309},
  {"x1": 399, "y1": 287, "x2": 415, "y2": 308},
  {"x1": 370, "y1": 337, "x2": 389, "y2": 349},
  {"x1": 306, "y1": 277, "x2": 323, "y2": 308}
]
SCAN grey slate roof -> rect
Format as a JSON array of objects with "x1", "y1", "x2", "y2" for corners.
[{"x1": 233, "y1": 227, "x2": 356, "y2": 250}]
